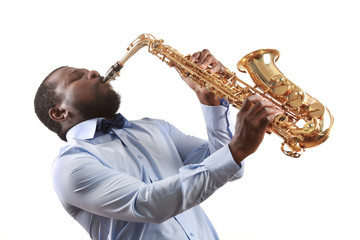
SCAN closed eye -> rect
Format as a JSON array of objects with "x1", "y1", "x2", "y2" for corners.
[{"x1": 69, "y1": 70, "x2": 85, "y2": 83}]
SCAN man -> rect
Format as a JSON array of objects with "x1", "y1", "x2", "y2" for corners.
[{"x1": 34, "y1": 49, "x2": 280, "y2": 240}]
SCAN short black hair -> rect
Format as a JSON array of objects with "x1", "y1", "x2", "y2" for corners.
[{"x1": 34, "y1": 66, "x2": 67, "y2": 141}]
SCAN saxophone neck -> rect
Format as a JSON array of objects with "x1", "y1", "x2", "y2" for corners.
[{"x1": 103, "y1": 34, "x2": 157, "y2": 83}]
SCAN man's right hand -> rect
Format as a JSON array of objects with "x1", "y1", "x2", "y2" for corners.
[{"x1": 228, "y1": 95, "x2": 282, "y2": 164}]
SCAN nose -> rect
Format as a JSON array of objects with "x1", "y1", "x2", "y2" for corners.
[{"x1": 87, "y1": 70, "x2": 100, "y2": 80}]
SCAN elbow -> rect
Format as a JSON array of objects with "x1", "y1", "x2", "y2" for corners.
[
  {"x1": 134, "y1": 209, "x2": 179, "y2": 224},
  {"x1": 148, "y1": 215, "x2": 171, "y2": 224},
  {"x1": 133, "y1": 179, "x2": 184, "y2": 223},
  {"x1": 133, "y1": 200, "x2": 183, "y2": 224}
]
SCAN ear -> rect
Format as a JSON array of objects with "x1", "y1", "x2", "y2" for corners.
[{"x1": 49, "y1": 106, "x2": 69, "y2": 122}]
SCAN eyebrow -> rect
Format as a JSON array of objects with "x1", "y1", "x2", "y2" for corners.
[{"x1": 68, "y1": 68, "x2": 83, "y2": 75}]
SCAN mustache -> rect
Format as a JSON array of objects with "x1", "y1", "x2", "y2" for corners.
[{"x1": 95, "y1": 76, "x2": 106, "y2": 85}]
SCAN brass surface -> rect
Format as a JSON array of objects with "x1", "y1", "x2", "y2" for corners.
[{"x1": 104, "y1": 34, "x2": 334, "y2": 158}]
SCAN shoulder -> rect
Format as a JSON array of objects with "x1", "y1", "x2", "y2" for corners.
[
  {"x1": 53, "y1": 138, "x2": 106, "y2": 176},
  {"x1": 130, "y1": 117, "x2": 176, "y2": 133}
]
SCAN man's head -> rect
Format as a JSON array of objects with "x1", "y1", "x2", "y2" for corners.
[{"x1": 34, "y1": 66, "x2": 121, "y2": 141}]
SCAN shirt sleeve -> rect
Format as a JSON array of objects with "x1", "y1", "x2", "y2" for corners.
[
  {"x1": 163, "y1": 104, "x2": 239, "y2": 166},
  {"x1": 200, "y1": 103, "x2": 234, "y2": 153},
  {"x1": 52, "y1": 145, "x2": 241, "y2": 224},
  {"x1": 200, "y1": 104, "x2": 244, "y2": 181}
]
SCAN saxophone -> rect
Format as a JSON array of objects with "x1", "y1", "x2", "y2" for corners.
[{"x1": 104, "y1": 34, "x2": 334, "y2": 158}]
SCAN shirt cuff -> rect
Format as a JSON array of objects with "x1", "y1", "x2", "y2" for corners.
[
  {"x1": 200, "y1": 104, "x2": 231, "y2": 130},
  {"x1": 203, "y1": 145, "x2": 242, "y2": 186}
]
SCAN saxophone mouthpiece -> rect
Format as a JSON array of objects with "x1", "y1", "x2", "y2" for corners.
[{"x1": 103, "y1": 62, "x2": 123, "y2": 83}]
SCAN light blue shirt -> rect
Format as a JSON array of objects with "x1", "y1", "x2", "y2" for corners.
[{"x1": 52, "y1": 104, "x2": 243, "y2": 240}]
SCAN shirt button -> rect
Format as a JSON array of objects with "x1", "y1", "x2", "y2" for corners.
[{"x1": 137, "y1": 155, "x2": 143, "y2": 159}]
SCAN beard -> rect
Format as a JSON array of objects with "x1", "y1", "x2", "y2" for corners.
[{"x1": 73, "y1": 87, "x2": 121, "y2": 120}]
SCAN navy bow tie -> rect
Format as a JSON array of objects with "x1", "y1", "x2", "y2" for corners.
[{"x1": 96, "y1": 113, "x2": 129, "y2": 133}]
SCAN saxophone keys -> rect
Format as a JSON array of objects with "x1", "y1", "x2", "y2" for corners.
[
  {"x1": 308, "y1": 102, "x2": 325, "y2": 118},
  {"x1": 285, "y1": 88, "x2": 305, "y2": 108},
  {"x1": 281, "y1": 142, "x2": 303, "y2": 158},
  {"x1": 274, "y1": 114, "x2": 289, "y2": 127},
  {"x1": 270, "y1": 74, "x2": 290, "y2": 96},
  {"x1": 301, "y1": 118, "x2": 320, "y2": 134}
]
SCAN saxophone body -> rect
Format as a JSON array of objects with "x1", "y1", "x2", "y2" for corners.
[{"x1": 104, "y1": 34, "x2": 334, "y2": 158}]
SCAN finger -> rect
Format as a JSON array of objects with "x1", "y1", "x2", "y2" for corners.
[
  {"x1": 199, "y1": 54, "x2": 216, "y2": 69},
  {"x1": 210, "y1": 61, "x2": 225, "y2": 73},
  {"x1": 247, "y1": 100, "x2": 277, "y2": 118},
  {"x1": 175, "y1": 68, "x2": 198, "y2": 90},
  {"x1": 254, "y1": 107, "x2": 280, "y2": 127},
  {"x1": 196, "y1": 49, "x2": 211, "y2": 66},
  {"x1": 240, "y1": 95, "x2": 264, "y2": 112},
  {"x1": 189, "y1": 51, "x2": 201, "y2": 62}
]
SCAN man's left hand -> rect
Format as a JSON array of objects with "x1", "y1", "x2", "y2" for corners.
[{"x1": 179, "y1": 49, "x2": 225, "y2": 106}]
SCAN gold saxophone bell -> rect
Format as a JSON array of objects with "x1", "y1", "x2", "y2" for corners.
[
  {"x1": 237, "y1": 49, "x2": 333, "y2": 157},
  {"x1": 104, "y1": 34, "x2": 334, "y2": 158}
]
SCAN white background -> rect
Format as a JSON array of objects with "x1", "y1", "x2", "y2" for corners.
[{"x1": 1, "y1": 0, "x2": 359, "y2": 239}]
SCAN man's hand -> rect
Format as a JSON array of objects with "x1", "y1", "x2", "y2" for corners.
[
  {"x1": 229, "y1": 95, "x2": 282, "y2": 164},
  {"x1": 179, "y1": 49, "x2": 225, "y2": 106}
]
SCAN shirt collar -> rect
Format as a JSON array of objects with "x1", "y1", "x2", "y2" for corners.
[{"x1": 66, "y1": 118, "x2": 99, "y2": 141}]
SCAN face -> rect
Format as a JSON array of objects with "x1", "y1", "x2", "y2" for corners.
[{"x1": 48, "y1": 66, "x2": 121, "y2": 120}]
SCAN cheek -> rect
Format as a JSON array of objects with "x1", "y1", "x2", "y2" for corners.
[{"x1": 65, "y1": 86, "x2": 97, "y2": 106}]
